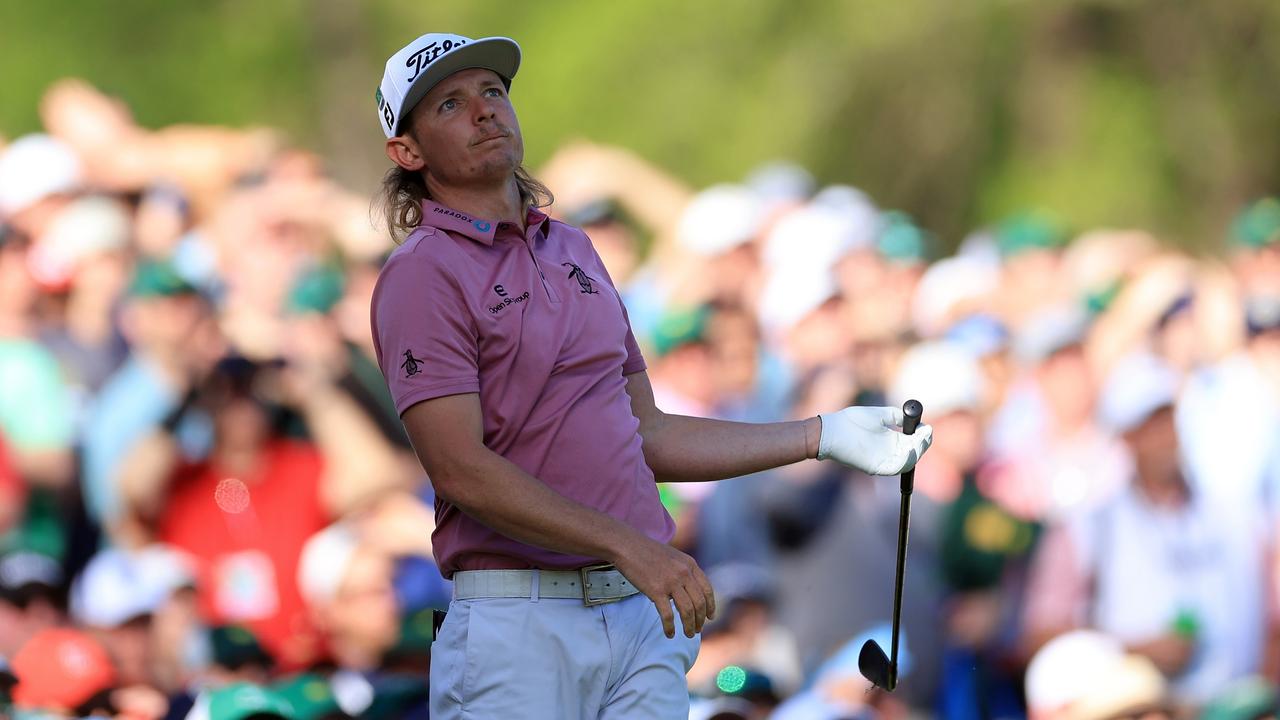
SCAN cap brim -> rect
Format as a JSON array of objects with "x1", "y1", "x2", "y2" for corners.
[{"x1": 395, "y1": 36, "x2": 521, "y2": 136}]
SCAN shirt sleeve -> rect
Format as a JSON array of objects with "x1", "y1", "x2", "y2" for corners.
[
  {"x1": 619, "y1": 300, "x2": 647, "y2": 376},
  {"x1": 370, "y1": 247, "x2": 481, "y2": 415}
]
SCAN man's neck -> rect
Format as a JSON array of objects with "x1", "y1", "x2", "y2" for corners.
[{"x1": 429, "y1": 176, "x2": 526, "y2": 230}]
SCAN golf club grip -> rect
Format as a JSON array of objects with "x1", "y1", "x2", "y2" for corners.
[
  {"x1": 902, "y1": 399, "x2": 923, "y2": 436},
  {"x1": 900, "y1": 399, "x2": 923, "y2": 494}
]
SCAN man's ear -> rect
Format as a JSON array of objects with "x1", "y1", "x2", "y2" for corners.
[{"x1": 386, "y1": 135, "x2": 426, "y2": 172}]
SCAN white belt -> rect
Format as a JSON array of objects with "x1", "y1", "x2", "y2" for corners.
[{"x1": 452, "y1": 564, "x2": 639, "y2": 606}]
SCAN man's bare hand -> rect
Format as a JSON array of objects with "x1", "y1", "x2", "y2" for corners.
[{"x1": 613, "y1": 537, "x2": 716, "y2": 639}]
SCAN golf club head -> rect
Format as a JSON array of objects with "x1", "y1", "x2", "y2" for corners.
[{"x1": 858, "y1": 639, "x2": 896, "y2": 691}]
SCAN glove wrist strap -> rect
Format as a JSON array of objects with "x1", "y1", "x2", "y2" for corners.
[{"x1": 816, "y1": 412, "x2": 832, "y2": 460}]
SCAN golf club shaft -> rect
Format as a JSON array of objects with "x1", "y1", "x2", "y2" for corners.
[{"x1": 889, "y1": 473, "x2": 912, "y2": 680}]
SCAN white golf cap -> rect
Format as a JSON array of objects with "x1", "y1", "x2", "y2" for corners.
[
  {"x1": 676, "y1": 184, "x2": 764, "y2": 257},
  {"x1": 762, "y1": 202, "x2": 876, "y2": 275},
  {"x1": 297, "y1": 522, "x2": 360, "y2": 607},
  {"x1": 376, "y1": 33, "x2": 521, "y2": 138},
  {"x1": 911, "y1": 254, "x2": 1000, "y2": 338},
  {"x1": 891, "y1": 340, "x2": 985, "y2": 416},
  {"x1": 1098, "y1": 352, "x2": 1179, "y2": 434},
  {"x1": 757, "y1": 268, "x2": 838, "y2": 333},
  {"x1": 27, "y1": 196, "x2": 131, "y2": 288},
  {"x1": 70, "y1": 546, "x2": 193, "y2": 628},
  {"x1": 0, "y1": 134, "x2": 82, "y2": 218},
  {"x1": 1025, "y1": 630, "x2": 1167, "y2": 720},
  {"x1": 1013, "y1": 304, "x2": 1090, "y2": 365}
]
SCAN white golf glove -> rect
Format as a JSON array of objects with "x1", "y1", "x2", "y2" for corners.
[{"x1": 817, "y1": 406, "x2": 934, "y2": 475}]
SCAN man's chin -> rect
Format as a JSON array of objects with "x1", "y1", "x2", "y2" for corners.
[
  {"x1": 483, "y1": 157, "x2": 521, "y2": 176},
  {"x1": 475, "y1": 148, "x2": 522, "y2": 173},
  {"x1": 429, "y1": 151, "x2": 524, "y2": 190},
  {"x1": 448, "y1": 159, "x2": 521, "y2": 189}
]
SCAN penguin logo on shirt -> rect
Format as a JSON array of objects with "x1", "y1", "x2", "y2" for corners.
[
  {"x1": 401, "y1": 349, "x2": 423, "y2": 377},
  {"x1": 562, "y1": 262, "x2": 598, "y2": 294}
]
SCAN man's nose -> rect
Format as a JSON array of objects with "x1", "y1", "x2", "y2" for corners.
[{"x1": 474, "y1": 102, "x2": 497, "y2": 123}]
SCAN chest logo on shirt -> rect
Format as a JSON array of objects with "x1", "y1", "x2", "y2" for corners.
[
  {"x1": 488, "y1": 287, "x2": 530, "y2": 315},
  {"x1": 562, "y1": 262, "x2": 599, "y2": 294},
  {"x1": 401, "y1": 349, "x2": 423, "y2": 376}
]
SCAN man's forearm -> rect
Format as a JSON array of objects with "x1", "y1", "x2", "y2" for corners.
[
  {"x1": 640, "y1": 412, "x2": 820, "y2": 483},
  {"x1": 300, "y1": 382, "x2": 413, "y2": 514},
  {"x1": 436, "y1": 446, "x2": 646, "y2": 563}
]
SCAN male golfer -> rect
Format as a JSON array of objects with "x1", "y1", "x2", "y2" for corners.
[{"x1": 370, "y1": 33, "x2": 934, "y2": 719}]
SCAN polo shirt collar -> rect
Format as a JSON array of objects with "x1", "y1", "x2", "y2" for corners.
[
  {"x1": 421, "y1": 199, "x2": 498, "y2": 245},
  {"x1": 420, "y1": 199, "x2": 550, "y2": 246}
]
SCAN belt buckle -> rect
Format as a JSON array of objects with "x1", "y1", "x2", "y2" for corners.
[{"x1": 579, "y1": 563, "x2": 616, "y2": 606}]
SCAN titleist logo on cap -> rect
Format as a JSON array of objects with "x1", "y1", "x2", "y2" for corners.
[{"x1": 405, "y1": 37, "x2": 468, "y2": 82}]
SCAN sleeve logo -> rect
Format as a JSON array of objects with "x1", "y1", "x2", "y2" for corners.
[{"x1": 401, "y1": 349, "x2": 423, "y2": 377}]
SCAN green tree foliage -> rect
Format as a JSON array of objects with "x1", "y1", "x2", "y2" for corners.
[{"x1": 2, "y1": 0, "x2": 1278, "y2": 252}]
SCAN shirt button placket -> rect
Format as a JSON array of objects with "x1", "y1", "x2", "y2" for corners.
[{"x1": 522, "y1": 233, "x2": 559, "y2": 303}]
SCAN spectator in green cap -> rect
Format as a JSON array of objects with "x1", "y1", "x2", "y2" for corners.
[
  {"x1": 994, "y1": 211, "x2": 1074, "y2": 333},
  {"x1": 162, "y1": 623, "x2": 279, "y2": 720},
  {"x1": 271, "y1": 673, "x2": 347, "y2": 720},
  {"x1": 874, "y1": 210, "x2": 932, "y2": 342},
  {"x1": 647, "y1": 306, "x2": 716, "y2": 422},
  {"x1": 82, "y1": 257, "x2": 222, "y2": 542},
  {"x1": 995, "y1": 211, "x2": 1067, "y2": 260},
  {"x1": 188, "y1": 682, "x2": 293, "y2": 720},
  {"x1": 208, "y1": 625, "x2": 276, "y2": 685},
  {"x1": 0, "y1": 517, "x2": 67, "y2": 661},
  {"x1": 128, "y1": 258, "x2": 198, "y2": 298},
  {"x1": 283, "y1": 260, "x2": 415, "y2": 460},
  {"x1": 1199, "y1": 677, "x2": 1279, "y2": 720},
  {"x1": 646, "y1": 306, "x2": 715, "y2": 549},
  {"x1": 876, "y1": 211, "x2": 931, "y2": 267},
  {"x1": 1229, "y1": 198, "x2": 1280, "y2": 298},
  {"x1": 285, "y1": 264, "x2": 345, "y2": 317},
  {"x1": 1230, "y1": 197, "x2": 1280, "y2": 251}
]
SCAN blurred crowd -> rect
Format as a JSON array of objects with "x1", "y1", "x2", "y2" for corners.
[{"x1": 2, "y1": 79, "x2": 1280, "y2": 720}]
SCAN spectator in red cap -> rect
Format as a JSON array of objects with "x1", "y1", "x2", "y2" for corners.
[
  {"x1": 119, "y1": 349, "x2": 407, "y2": 672},
  {"x1": 12, "y1": 627, "x2": 117, "y2": 715}
]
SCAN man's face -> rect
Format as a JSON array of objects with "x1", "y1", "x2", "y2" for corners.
[
  {"x1": 402, "y1": 68, "x2": 524, "y2": 190},
  {"x1": 1124, "y1": 405, "x2": 1181, "y2": 489},
  {"x1": 327, "y1": 548, "x2": 399, "y2": 658}
]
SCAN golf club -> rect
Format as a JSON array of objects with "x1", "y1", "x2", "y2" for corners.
[{"x1": 858, "y1": 398, "x2": 924, "y2": 692}]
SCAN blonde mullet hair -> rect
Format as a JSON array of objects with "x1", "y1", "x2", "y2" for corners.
[{"x1": 375, "y1": 164, "x2": 554, "y2": 244}]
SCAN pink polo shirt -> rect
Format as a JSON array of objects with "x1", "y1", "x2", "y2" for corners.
[{"x1": 371, "y1": 199, "x2": 675, "y2": 577}]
